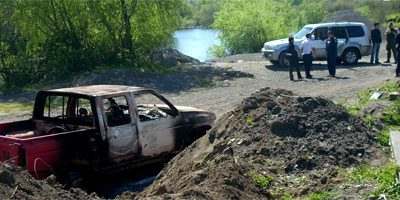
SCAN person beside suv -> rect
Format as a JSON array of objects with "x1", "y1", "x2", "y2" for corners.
[
  {"x1": 261, "y1": 22, "x2": 371, "y2": 67},
  {"x1": 370, "y1": 22, "x2": 382, "y2": 64}
]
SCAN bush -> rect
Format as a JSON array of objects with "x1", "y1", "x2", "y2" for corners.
[{"x1": 211, "y1": 0, "x2": 298, "y2": 55}]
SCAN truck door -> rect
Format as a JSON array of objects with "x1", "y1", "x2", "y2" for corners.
[
  {"x1": 311, "y1": 27, "x2": 328, "y2": 58},
  {"x1": 133, "y1": 91, "x2": 181, "y2": 157},
  {"x1": 101, "y1": 94, "x2": 139, "y2": 163}
]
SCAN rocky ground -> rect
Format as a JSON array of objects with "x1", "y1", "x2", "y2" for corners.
[{"x1": 0, "y1": 162, "x2": 99, "y2": 199}]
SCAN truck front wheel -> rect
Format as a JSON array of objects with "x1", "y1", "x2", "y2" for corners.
[{"x1": 183, "y1": 127, "x2": 207, "y2": 148}]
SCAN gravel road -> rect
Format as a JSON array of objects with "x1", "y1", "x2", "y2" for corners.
[
  {"x1": 0, "y1": 51, "x2": 398, "y2": 122},
  {"x1": 167, "y1": 54, "x2": 397, "y2": 119}
]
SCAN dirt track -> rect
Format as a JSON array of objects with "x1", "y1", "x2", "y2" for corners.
[{"x1": 0, "y1": 51, "x2": 398, "y2": 122}]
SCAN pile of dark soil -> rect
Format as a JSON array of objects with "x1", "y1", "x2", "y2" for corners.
[
  {"x1": 149, "y1": 48, "x2": 201, "y2": 67},
  {"x1": 323, "y1": 9, "x2": 385, "y2": 35},
  {"x1": 122, "y1": 88, "x2": 385, "y2": 199},
  {"x1": 0, "y1": 162, "x2": 99, "y2": 199}
]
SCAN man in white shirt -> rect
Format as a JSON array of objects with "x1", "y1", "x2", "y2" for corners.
[{"x1": 301, "y1": 33, "x2": 317, "y2": 79}]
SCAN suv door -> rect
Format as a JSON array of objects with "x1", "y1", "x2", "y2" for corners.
[
  {"x1": 101, "y1": 94, "x2": 139, "y2": 163},
  {"x1": 311, "y1": 27, "x2": 328, "y2": 58},
  {"x1": 331, "y1": 26, "x2": 348, "y2": 56}
]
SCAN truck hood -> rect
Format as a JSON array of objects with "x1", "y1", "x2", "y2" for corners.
[{"x1": 175, "y1": 105, "x2": 216, "y2": 124}]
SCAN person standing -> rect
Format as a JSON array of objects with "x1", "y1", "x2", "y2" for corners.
[
  {"x1": 301, "y1": 33, "x2": 317, "y2": 79},
  {"x1": 370, "y1": 23, "x2": 382, "y2": 64},
  {"x1": 326, "y1": 31, "x2": 337, "y2": 77},
  {"x1": 286, "y1": 37, "x2": 302, "y2": 81},
  {"x1": 385, "y1": 22, "x2": 398, "y2": 64},
  {"x1": 396, "y1": 27, "x2": 400, "y2": 77}
]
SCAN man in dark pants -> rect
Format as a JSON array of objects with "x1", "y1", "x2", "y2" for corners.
[
  {"x1": 370, "y1": 22, "x2": 382, "y2": 64},
  {"x1": 301, "y1": 33, "x2": 317, "y2": 79},
  {"x1": 396, "y1": 27, "x2": 400, "y2": 77},
  {"x1": 286, "y1": 37, "x2": 302, "y2": 81},
  {"x1": 326, "y1": 31, "x2": 337, "y2": 77},
  {"x1": 385, "y1": 22, "x2": 398, "y2": 64}
]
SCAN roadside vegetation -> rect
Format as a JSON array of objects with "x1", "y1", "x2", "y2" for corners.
[
  {"x1": 0, "y1": 0, "x2": 183, "y2": 90},
  {"x1": 339, "y1": 80, "x2": 400, "y2": 199}
]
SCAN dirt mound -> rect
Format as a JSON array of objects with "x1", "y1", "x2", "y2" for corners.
[
  {"x1": 121, "y1": 88, "x2": 383, "y2": 199},
  {"x1": 323, "y1": 9, "x2": 385, "y2": 35},
  {"x1": 0, "y1": 162, "x2": 99, "y2": 199},
  {"x1": 149, "y1": 48, "x2": 201, "y2": 67}
]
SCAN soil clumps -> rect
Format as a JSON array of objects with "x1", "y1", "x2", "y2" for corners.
[
  {"x1": 125, "y1": 88, "x2": 384, "y2": 199},
  {"x1": 0, "y1": 162, "x2": 99, "y2": 200}
]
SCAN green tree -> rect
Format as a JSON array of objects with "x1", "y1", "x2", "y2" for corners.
[
  {"x1": 211, "y1": 0, "x2": 298, "y2": 55},
  {"x1": 298, "y1": 0, "x2": 327, "y2": 27}
]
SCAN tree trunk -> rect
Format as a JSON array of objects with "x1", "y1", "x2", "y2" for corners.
[{"x1": 120, "y1": 0, "x2": 134, "y2": 58}]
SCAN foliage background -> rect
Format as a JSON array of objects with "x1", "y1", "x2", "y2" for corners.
[{"x1": 0, "y1": 0, "x2": 399, "y2": 89}]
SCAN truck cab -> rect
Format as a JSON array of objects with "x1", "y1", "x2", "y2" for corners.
[{"x1": 0, "y1": 85, "x2": 215, "y2": 180}]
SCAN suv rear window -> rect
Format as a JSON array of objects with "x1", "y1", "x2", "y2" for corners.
[{"x1": 346, "y1": 26, "x2": 365, "y2": 37}]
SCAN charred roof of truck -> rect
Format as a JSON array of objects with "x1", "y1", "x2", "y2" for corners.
[{"x1": 45, "y1": 85, "x2": 153, "y2": 96}]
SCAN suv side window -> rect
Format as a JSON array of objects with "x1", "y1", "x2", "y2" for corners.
[
  {"x1": 312, "y1": 27, "x2": 328, "y2": 40},
  {"x1": 331, "y1": 27, "x2": 348, "y2": 39},
  {"x1": 346, "y1": 26, "x2": 365, "y2": 37}
]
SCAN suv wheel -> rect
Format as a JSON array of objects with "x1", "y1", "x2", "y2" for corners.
[
  {"x1": 270, "y1": 60, "x2": 279, "y2": 66},
  {"x1": 342, "y1": 49, "x2": 359, "y2": 65},
  {"x1": 279, "y1": 51, "x2": 290, "y2": 67}
]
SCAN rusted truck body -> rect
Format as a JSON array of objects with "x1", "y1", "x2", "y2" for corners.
[{"x1": 0, "y1": 85, "x2": 215, "y2": 181}]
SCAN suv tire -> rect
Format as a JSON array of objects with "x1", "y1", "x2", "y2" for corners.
[
  {"x1": 279, "y1": 51, "x2": 290, "y2": 67},
  {"x1": 342, "y1": 48, "x2": 359, "y2": 65}
]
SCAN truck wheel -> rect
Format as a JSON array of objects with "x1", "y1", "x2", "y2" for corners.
[
  {"x1": 64, "y1": 172, "x2": 85, "y2": 189},
  {"x1": 183, "y1": 128, "x2": 207, "y2": 148},
  {"x1": 278, "y1": 51, "x2": 290, "y2": 67},
  {"x1": 342, "y1": 48, "x2": 359, "y2": 65}
]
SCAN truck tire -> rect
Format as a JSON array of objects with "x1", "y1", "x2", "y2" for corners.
[
  {"x1": 278, "y1": 51, "x2": 290, "y2": 67},
  {"x1": 342, "y1": 48, "x2": 359, "y2": 65},
  {"x1": 64, "y1": 172, "x2": 85, "y2": 189},
  {"x1": 183, "y1": 127, "x2": 207, "y2": 148}
]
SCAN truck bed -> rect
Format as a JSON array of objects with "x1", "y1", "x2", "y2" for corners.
[{"x1": 0, "y1": 119, "x2": 96, "y2": 179}]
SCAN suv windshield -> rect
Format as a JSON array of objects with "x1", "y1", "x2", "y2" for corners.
[{"x1": 294, "y1": 27, "x2": 312, "y2": 39}]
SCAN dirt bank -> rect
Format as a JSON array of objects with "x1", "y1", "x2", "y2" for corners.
[
  {"x1": 120, "y1": 88, "x2": 386, "y2": 199},
  {"x1": 0, "y1": 162, "x2": 99, "y2": 200}
]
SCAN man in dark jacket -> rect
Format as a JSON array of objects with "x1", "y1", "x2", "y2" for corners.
[
  {"x1": 385, "y1": 22, "x2": 397, "y2": 64},
  {"x1": 286, "y1": 37, "x2": 302, "y2": 81},
  {"x1": 326, "y1": 31, "x2": 337, "y2": 77},
  {"x1": 370, "y1": 23, "x2": 382, "y2": 64},
  {"x1": 396, "y1": 27, "x2": 400, "y2": 77}
]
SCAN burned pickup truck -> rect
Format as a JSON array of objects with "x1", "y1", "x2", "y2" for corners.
[{"x1": 0, "y1": 85, "x2": 215, "y2": 182}]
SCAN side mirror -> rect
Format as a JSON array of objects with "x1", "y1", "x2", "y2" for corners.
[{"x1": 311, "y1": 35, "x2": 316, "y2": 40}]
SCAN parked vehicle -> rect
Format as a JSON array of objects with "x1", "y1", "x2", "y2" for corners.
[
  {"x1": 0, "y1": 85, "x2": 215, "y2": 184},
  {"x1": 261, "y1": 22, "x2": 372, "y2": 67}
]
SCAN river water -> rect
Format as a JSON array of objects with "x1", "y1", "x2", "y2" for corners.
[{"x1": 171, "y1": 28, "x2": 220, "y2": 62}]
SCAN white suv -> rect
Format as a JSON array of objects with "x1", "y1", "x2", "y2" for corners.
[{"x1": 261, "y1": 22, "x2": 372, "y2": 67}]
